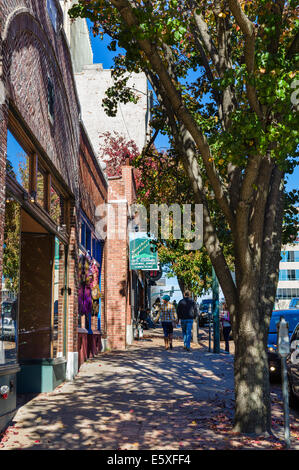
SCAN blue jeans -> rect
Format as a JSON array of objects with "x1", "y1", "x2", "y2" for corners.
[{"x1": 181, "y1": 319, "x2": 193, "y2": 349}]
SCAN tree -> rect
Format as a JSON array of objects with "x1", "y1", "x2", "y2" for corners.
[
  {"x1": 133, "y1": 146, "x2": 233, "y2": 295},
  {"x1": 70, "y1": 0, "x2": 299, "y2": 434},
  {"x1": 3, "y1": 200, "x2": 21, "y2": 295},
  {"x1": 98, "y1": 130, "x2": 139, "y2": 177}
]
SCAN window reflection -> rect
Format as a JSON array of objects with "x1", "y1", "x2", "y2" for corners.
[
  {"x1": 53, "y1": 237, "x2": 60, "y2": 358},
  {"x1": 6, "y1": 131, "x2": 30, "y2": 192},
  {"x1": 0, "y1": 197, "x2": 20, "y2": 364},
  {"x1": 50, "y1": 186, "x2": 62, "y2": 224},
  {"x1": 37, "y1": 167, "x2": 45, "y2": 208}
]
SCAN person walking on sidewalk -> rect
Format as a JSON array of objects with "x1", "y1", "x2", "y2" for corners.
[
  {"x1": 177, "y1": 291, "x2": 196, "y2": 351},
  {"x1": 156, "y1": 295, "x2": 178, "y2": 350},
  {"x1": 220, "y1": 303, "x2": 231, "y2": 353}
]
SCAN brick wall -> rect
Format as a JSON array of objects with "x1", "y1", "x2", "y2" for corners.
[
  {"x1": 105, "y1": 165, "x2": 136, "y2": 350},
  {"x1": 0, "y1": 1, "x2": 81, "y2": 373}
]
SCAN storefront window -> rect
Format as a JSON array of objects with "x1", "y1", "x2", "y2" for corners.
[
  {"x1": 0, "y1": 197, "x2": 20, "y2": 365},
  {"x1": 6, "y1": 130, "x2": 30, "y2": 192},
  {"x1": 50, "y1": 186, "x2": 62, "y2": 224},
  {"x1": 37, "y1": 167, "x2": 45, "y2": 208},
  {"x1": 52, "y1": 237, "x2": 60, "y2": 358}
]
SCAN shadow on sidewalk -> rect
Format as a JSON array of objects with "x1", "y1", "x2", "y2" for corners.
[{"x1": 1, "y1": 328, "x2": 236, "y2": 450}]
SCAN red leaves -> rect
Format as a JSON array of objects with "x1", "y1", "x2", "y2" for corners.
[{"x1": 98, "y1": 131, "x2": 139, "y2": 178}]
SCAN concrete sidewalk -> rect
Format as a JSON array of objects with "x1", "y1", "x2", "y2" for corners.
[{"x1": 0, "y1": 327, "x2": 298, "y2": 450}]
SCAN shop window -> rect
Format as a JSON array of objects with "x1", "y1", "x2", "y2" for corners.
[
  {"x1": 52, "y1": 237, "x2": 60, "y2": 358},
  {"x1": 37, "y1": 166, "x2": 46, "y2": 208},
  {"x1": 81, "y1": 220, "x2": 86, "y2": 246},
  {"x1": 6, "y1": 130, "x2": 30, "y2": 192},
  {"x1": 95, "y1": 240, "x2": 103, "y2": 264},
  {"x1": 0, "y1": 196, "x2": 20, "y2": 365},
  {"x1": 86, "y1": 226, "x2": 91, "y2": 253},
  {"x1": 50, "y1": 186, "x2": 62, "y2": 225}
]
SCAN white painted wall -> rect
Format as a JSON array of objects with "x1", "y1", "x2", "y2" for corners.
[
  {"x1": 59, "y1": 0, "x2": 93, "y2": 73},
  {"x1": 75, "y1": 64, "x2": 150, "y2": 157}
]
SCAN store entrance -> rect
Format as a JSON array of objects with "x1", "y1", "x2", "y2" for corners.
[
  {"x1": 19, "y1": 231, "x2": 53, "y2": 360},
  {"x1": 17, "y1": 209, "x2": 67, "y2": 394}
]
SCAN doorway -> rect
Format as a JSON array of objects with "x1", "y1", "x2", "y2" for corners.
[{"x1": 17, "y1": 210, "x2": 67, "y2": 394}]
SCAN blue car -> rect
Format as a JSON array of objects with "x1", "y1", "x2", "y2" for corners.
[
  {"x1": 289, "y1": 298, "x2": 299, "y2": 309},
  {"x1": 268, "y1": 309, "x2": 299, "y2": 378}
]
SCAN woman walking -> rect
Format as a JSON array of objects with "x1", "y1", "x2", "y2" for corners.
[{"x1": 156, "y1": 295, "x2": 178, "y2": 350}]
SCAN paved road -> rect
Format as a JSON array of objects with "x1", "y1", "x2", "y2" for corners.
[{"x1": 0, "y1": 326, "x2": 298, "y2": 450}]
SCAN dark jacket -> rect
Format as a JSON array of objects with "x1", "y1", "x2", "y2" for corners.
[{"x1": 177, "y1": 297, "x2": 196, "y2": 320}]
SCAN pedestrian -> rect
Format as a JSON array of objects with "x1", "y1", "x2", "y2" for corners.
[
  {"x1": 177, "y1": 291, "x2": 196, "y2": 351},
  {"x1": 155, "y1": 294, "x2": 177, "y2": 350},
  {"x1": 220, "y1": 302, "x2": 231, "y2": 353}
]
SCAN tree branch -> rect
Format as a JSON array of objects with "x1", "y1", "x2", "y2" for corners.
[
  {"x1": 110, "y1": 0, "x2": 235, "y2": 229},
  {"x1": 228, "y1": 0, "x2": 263, "y2": 120}
]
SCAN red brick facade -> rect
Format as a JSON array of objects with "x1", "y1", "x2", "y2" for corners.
[
  {"x1": 105, "y1": 164, "x2": 137, "y2": 350},
  {"x1": 0, "y1": 1, "x2": 144, "y2": 388},
  {"x1": 0, "y1": 1, "x2": 81, "y2": 379}
]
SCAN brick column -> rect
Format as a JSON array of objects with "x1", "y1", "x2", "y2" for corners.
[
  {"x1": 66, "y1": 200, "x2": 79, "y2": 379},
  {"x1": 105, "y1": 199, "x2": 128, "y2": 350}
]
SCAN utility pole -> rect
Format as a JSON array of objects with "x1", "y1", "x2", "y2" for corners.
[{"x1": 212, "y1": 267, "x2": 220, "y2": 353}]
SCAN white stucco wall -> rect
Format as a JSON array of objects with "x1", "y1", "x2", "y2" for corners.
[
  {"x1": 59, "y1": 0, "x2": 93, "y2": 73},
  {"x1": 75, "y1": 64, "x2": 150, "y2": 156}
]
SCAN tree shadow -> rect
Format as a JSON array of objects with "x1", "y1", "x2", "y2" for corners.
[{"x1": 2, "y1": 328, "x2": 238, "y2": 450}]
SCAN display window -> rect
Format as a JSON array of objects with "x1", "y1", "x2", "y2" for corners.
[
  {"x1": 78, "y1": 213, "x2": 104, "y2": 330},
  {"x1": 0, "y1": 196, "x2": 21, "y2": 365},
  {"x1": 6, "y1": 130, "x2": 30, "y2": 192},
  {"x1": 7, "y1": 126, "x2": 66, "y2": 230}
]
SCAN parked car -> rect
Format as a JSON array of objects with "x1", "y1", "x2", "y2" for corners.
[
  {"x1": 287, "y1": 322, "x2": 299, "y2": 407},
  {"x1": 268, "y1": 309, "x2": 299, "y2": 379},
  {"x1": 289, "y1": 298, "x2": 299, "y2": 309},
  {"x1": 1, "y1": 317, "x2": 15, "y2": 340},
  {"x1": 1, "y1": 301, "x2": 13, "y2": 318},
  {"x1": 199, "y1": 299, "x2": 213, "y2": 326}
]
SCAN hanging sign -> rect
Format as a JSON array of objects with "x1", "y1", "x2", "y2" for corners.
[{"x1": 129, "y1": 232, "x2": 158, "y2": 271}]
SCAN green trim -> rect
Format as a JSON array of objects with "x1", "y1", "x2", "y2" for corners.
[{"x1": 17, "y1": 358, "x2": 66, "y2": 393}]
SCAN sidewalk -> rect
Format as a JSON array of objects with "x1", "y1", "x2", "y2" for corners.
[{"x1": 0, "y1": 326, "x2": 298, "y2": 450}]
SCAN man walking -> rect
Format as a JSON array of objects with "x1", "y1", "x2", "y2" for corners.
[{"x1": 177, "y1": 291, "x2": 196, "y2": 351}]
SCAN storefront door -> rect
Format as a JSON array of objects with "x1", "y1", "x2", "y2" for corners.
[{"x1": 19, "y1": 233, "x2": 53, "y2": 360}]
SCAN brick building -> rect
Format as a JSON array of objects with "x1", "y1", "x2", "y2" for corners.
[
  {"x1": 0, "y1": 0, "x2": 108, "y2": 432},
  {"x1": 0, "y1": 0, "x2": 149, "y2": 434}
]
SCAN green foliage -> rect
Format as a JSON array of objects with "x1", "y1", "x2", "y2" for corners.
[
  {"x1": 69, "y1": 0, "x2": 299, "y2": 275},
  {"x1": 3, "y1": 200, "x2": 21, "y2": 295}
]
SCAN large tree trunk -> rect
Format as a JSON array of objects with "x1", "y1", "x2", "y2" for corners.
[
  {"x1": 231, "y1": 178, "x2": 284, "y2": 435},
  {"x1": 233, "y1": 283, "x2": 272, "y2": 434}
]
